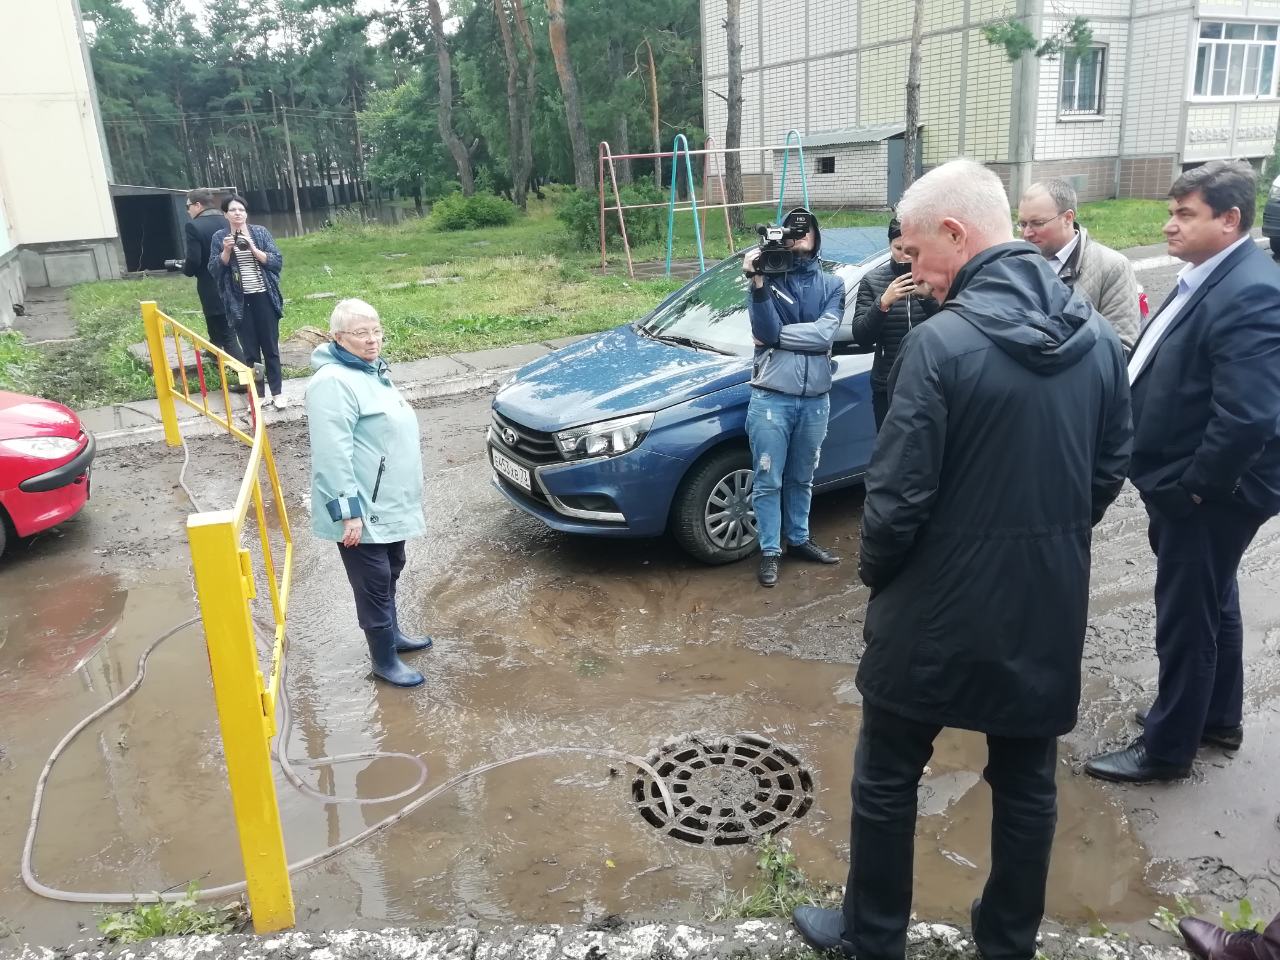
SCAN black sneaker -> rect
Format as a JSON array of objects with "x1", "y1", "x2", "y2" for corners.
[
  {"x1": 788, "y1": 539, "x2": 840, "y2": 563},
  {"x1": 758, "y1": 554, "x2": 780, "y2": 587}
]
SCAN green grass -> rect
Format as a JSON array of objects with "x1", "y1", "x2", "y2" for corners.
[
  {"x1": 96, "y1": 884, "x2": 246, "y2": 944},
  {"x1": 0, "y1": 195, "x2": 1167, "y2": 409},
  {"x1": 707, "y1": 835, "x2": 841, "y2": 921},
  {"x1": 1, "y1": 198, "x2": 687, "y2": 408},
  {"x1": 1074, "y1": 199, "x2": 1171, "y2": 251}
]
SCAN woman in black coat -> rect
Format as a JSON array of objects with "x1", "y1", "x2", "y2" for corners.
[{"x1": 851, "y1": 219, "x2": 940, "y2": 429}]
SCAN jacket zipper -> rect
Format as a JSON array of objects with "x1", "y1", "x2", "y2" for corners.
[{"x1": 372, "y1": 456, "x2": 386, "y2": 502}]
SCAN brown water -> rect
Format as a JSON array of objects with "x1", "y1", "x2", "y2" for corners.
[{"x1": 0, "y1": 395, "x2": 1229, "y2": 944}]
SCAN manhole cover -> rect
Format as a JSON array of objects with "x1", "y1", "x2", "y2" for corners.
[{"x1": 631, "y1": 733, "x2": 814, "y2": 846}]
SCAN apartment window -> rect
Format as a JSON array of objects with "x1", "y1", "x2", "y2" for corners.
[
  {"x1": 1060, "y1": 46, "x2": 1106, "y2": 115},
  {"x1": 1194, "y1": 21, "x2": 1279, "y2": 98},
  {"x1": 818, "y1": 155, "x2": 836, "y2": 174}
]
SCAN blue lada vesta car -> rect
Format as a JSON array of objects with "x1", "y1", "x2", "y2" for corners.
[{"x1": 487, "y1": 227, "x2": 891, "y2": 564}]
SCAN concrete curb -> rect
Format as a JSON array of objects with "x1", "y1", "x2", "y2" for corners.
[
  {"x1": 91, "y1": 368, "x2": 514, "y2": 453},
  {"x1": 0, "y1": 920, "x2": 1189, "y2": 960}
]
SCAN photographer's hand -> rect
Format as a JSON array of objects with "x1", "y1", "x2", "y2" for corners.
[
  {"x1": 880, "y1": 273, "x2": 916, "y2": 311},
  {"x1": 243, "y1": 226, "x2": 268, "y2": 264},
  {"x1": 220, "y1": 232, "x2": 235, "y2": 265},
  {"x1": 742, "y1": 249, "x2": 764, "y2": 289}
]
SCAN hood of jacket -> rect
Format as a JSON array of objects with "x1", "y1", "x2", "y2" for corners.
[
  {"x1": 783, "y1": 206, "x2": 823, "y2": 267},
  {"x1": 311, "y1": 342, "x2": 392, "y2": 385},
  {"x1": 944, "y1": 242, "x2": 1100, "y2": 375}
]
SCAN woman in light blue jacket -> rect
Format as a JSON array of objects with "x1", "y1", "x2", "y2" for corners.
[{"x1": 306, "y1": 299, "x2": 430, "y2": 688}]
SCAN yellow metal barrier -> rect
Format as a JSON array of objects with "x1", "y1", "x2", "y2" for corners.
[{"x1": 142, "y1": 301, "x2": 295, "y2": 932}]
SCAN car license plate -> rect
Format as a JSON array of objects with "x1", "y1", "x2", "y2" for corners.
[{"x1": 491, "y1": 447, "x2": 532, "y2": 491}]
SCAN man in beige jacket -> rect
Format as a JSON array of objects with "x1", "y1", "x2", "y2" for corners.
[{"x1": 1019, "y1": 178, "x2": 1141, "y2": 352}]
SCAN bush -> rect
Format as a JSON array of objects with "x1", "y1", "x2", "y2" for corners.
[
  {"x1": 431, "y1": 191, "x2": 518, "y2": 231},
  {"x1": 556, "y1": 183, "x2": 665, "y2": 250}
]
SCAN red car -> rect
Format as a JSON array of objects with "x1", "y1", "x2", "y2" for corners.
[{"x1": 0, "y1": 390, "x2": 95, "y2": 557}]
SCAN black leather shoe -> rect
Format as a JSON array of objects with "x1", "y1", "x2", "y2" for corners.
[
  {"x1": 1178, "y1": 916, "x2": 1263, "y2": 960},
  {"x1": 758, "y1": 554, "x2": 780, "y2": 587},
  {"x1": 1134, "y1": 708, "x2": 1243, "y2": 751},
  {"x1": 788, "y1": 539, "x2": 840, "y2": 563},
  {"x1": 1084, "y1": 738, "x2": 1191, "y2": 783},
  {"x1": 792, "y1": 906, "x2": 856, "y2": 958}
]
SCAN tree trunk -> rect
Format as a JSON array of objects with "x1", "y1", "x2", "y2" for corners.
[
  {"x1": 494, "y1": 0, "x2": 529, "y2": 208},
  {"x1": 902, "y1": 0, "x2": 924, "y2": 194},
  {"x1": 426, "y1": 0, "x2": 475, "y2": 195},
  {"x1": 351, "y1": 81, "x2": 367, "y2": 202},
  {"x1": 608, "y1": 39, "x2": 632, "y2": 184},
  {"x1": 723, "y1": 0, "x2": 745, "y2": 232},
  {"x1": 546, "y1": 0, "x2": 595, "y2": 190},
  {"x1": 644, "y1": 39, "x2": 661, "y2": 190},
  {"x1": 511, "y1": 0, "x2": 539, "y2": 201}
]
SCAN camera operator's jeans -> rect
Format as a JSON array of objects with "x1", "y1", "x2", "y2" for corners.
[{"x1": 746, "y1": 388, "x2": 829, "y2": 555}]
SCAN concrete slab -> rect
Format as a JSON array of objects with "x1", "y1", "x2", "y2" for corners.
[
  {"x1": 11, "y1": 287, "x2": 76, "y2": 343},
  {"x1": 453, "y1": 342, "x2": 550, "y2": 371},
  {"x1": 42, "y1": 252, "x2": 98, "y2": 287},
  {"x1": 393, "y1": 355, "x2": 472, "y2": 381},
  {"x1": 126, "y1": 340, "x2": 204, "y2": 374},
  {"x1": 0, "y1": 921, "x2": 1190, "y2": 960}
]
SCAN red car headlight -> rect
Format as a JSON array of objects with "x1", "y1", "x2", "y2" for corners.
[{"x1": 1, "y1": 436, "x2": 82, "y2": 459}]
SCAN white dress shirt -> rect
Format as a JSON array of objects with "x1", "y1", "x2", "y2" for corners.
[
  {"x1": 1050, "y1": 230, "x2": 1081, "y2": 276},
  {"x1": 1127, "y1": 234, "x2": 1251, "y2": 383}
]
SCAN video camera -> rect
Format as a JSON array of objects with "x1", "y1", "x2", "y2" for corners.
[
  {"x1": 163, "y1": 259, "x2": 184, "y2": 271},
  {"x1": 754, "y1": 210, "x2": 814, "y2": 275}
]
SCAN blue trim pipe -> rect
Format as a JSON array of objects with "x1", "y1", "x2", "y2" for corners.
[
  {"x1": 775, "y1": 129, "x2": 811, "y2": 222},
  {"x1": 664, "y1": 134, "x2": 707, "y2": 277}
]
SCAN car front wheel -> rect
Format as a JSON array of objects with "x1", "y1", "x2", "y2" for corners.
[{"x1": 671, "y1": 447, "x2": 759, "y2": 564}]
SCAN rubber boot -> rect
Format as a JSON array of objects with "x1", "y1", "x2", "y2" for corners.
[
  {"x1": 391, "y1": 610, "x2": 434, "y2": 653},
  {"x1": 364, "y1": 627, "x2": 425, "y2": 687}
]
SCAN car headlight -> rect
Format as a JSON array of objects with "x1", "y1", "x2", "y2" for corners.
[
  {"x1": 1271, "y1": 179, "x2": 1280, "y2": 199},
  {"x1": 1, "y1": 436, "x2": 81, "y2": 459},
  {"x1": 555, "y1": 412, "x2": 655, "y2": 460}
]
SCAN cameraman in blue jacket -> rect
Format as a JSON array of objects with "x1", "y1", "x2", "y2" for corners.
[{"x1": 743, "y1": 207, "x2": 845, "y2": 587}]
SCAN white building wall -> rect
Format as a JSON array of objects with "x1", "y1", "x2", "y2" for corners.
[
  {"x1": 1122, "y1": 12, "x2": 1190, "y2": 157},
  {"x1": 0, "y1": 0, "x2": 116, "y2": 248},
  {"x1": 1035, "y1": 18, "x2": 1129, "y2": 161},
  {"x1": 774, "y1": 143, "x2": 890, "y2": 206}
]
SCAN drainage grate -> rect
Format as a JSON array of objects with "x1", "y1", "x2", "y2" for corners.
[{"x1": 631, "y1": 733, "x2": 815, "y2": 846}]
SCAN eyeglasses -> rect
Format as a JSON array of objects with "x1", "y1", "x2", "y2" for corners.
[
  {"x1": 342, "y1": 328, "x2": 384, "y2": 341},
  {"x1": 1017, "y1": 212, "x2": 1068, "y2": 232}
]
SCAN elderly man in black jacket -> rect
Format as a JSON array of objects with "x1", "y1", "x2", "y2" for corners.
[
  {"x1": 792, "y1": 158, "x2": 1133, "y2": 960},
  {"x1": 181, "y1": 188, "x2": 241, "y2": 361}
]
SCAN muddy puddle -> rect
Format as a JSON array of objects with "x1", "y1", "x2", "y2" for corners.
[{"x1": 0, "y1": 407, "x2": 1176, "y2": 946}]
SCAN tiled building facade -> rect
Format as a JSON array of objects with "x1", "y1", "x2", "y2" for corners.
[{"x1": 701, "y1": 0, "x2": 1280, "y2": 203}]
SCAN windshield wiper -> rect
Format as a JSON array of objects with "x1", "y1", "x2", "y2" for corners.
[{"x1": 649, "y1": 332, "x2": 733, "y2": 355}]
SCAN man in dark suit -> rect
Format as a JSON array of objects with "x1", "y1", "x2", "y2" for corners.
[
  {"x1": 181, "y1": 188, "x2": 241, "y2": 361},
  {"x1": 1085, "y1": 161, "x2": 1280, "y2": 783}
]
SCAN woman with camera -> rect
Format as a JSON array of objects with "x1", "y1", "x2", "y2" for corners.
[
  {"x1": 851, "y1": 219, "x2": 941, "y2": 430},
  {"x1": 208, "y1": 195, "x2": 287, "y2": 409}
]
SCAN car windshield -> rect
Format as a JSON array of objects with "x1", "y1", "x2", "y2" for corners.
[{"x1": 636, "y1": 256, "x2": 852, "y2": 357}]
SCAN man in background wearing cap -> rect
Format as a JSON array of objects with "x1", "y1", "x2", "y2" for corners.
[
  {"x1": 742, "y1": 207, "x2": 845, "y2": 588},
  {"x1": 851, "y1": 219, "x2": 941, "y2": 429}
]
